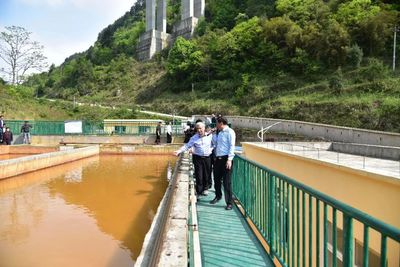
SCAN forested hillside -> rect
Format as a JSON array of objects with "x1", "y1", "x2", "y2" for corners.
[{"x1": 25, "y1": 0, "x2": 400, "y2": 131}]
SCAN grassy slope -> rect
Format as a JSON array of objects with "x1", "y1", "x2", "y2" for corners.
[
  {"x1": 128, "y1": 64, "x2": 400, "y2": 132},
  {"x1": 6, "y1": 62, "x2": 400, "y2": 132},
  {"x1": 0, "y1": 84, "x2": 158, "y2": 121}
]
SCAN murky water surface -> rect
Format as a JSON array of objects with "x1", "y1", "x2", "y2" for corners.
[{"x1": 0, "y1": 154, "x2": 175, "y2": 267}]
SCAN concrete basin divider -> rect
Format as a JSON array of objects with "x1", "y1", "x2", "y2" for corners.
[
  {"x1": 135, "y1": 154, "x2": 188, "y2": 266},
  {"x1": 0, "y1": 145, "x2": 100, "y2": 180}
]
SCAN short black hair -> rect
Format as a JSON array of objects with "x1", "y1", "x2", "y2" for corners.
[
  {"x1": 216, "y1": 116, "x2": 228, "y2": 125},
  {"x1": 195, "y1": 119, "x2": 203, "y2": 123}
]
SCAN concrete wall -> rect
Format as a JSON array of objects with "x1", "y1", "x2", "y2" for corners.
[
  {"x1": 0, "y1": 146, "x2": 99, "y2": 180},
  {"x1": 156, "y1": 0, "x2": 167, "y2": 32},
  {"x1": 146, "y1": 0, "x2": 156, "y2": 31},
  {"x1": 242, "y1": 143, "x2": 400, "y2": 266},
  {"x1": 137, "y1": 29, "x2": 170, "y2": 61},
  {"x1": 214, "y1": 116, "x2": 400, "y2": 147},
  {"x1": 193, "y1": 0, "x2": 205, "y2": 18},
  {"x1": 33, "y1": 135, "x2": 150, "y2": 146},
  {"x1": 0, "y1": 145, "x2": 58, "y2": 155},
  {"x1": 100, "y1": 144, "x2": 181, "y2": 154},
  {"x1": 172, "y1": 17, "x2": 198, "y2": 42},
  {"x1": 331, "y1": 142, "x2": 400, "y2": 160},
  {"x1": 181, "y1": 0, "x2": 193, "y2": 19}
]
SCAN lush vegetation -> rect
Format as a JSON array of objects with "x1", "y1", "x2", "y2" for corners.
[
  {"x1": 0, "y1": 83, "x2": 151, "y2": 121},
  {"x1": 21, "y1": 0, "x2": 400, "y2": 131}
]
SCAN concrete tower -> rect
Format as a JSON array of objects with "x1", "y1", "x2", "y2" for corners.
[
  {"x1": 145, "y1": 0, "x2": 156, "y2": 31},
  {"x1": 137, "y1": 0, "x2": 170, "y2": 61},
  {"x1": 156, "y1": 0, "x2": 167, "y2": 33}
]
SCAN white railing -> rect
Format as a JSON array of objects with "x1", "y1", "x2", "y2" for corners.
[
  {"x1": 263, "y1": 142, "x2": 400, "y2": 178},
  {"x1": 257, "y1": 121, "x2": 282, "y2": 142}
]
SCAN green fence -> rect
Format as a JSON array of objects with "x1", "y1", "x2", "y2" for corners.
[
  {"x1": 5, "y1": 120, "x2": 184, "y2": 136},
  {"x1": 232, "y1": 154, "x2": 400, "y2": 267}
]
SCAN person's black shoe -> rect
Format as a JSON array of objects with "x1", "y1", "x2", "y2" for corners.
[
  {"x1": 209, "y1": 197, "x2": 221, "y2": 204},
  {"x1": 225, "y1": 204, "x2": 233, "y2": 210}
]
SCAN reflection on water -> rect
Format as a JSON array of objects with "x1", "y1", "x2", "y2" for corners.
[{"x1": 0, "y1": 154, "x2": 175, "y2": 267}]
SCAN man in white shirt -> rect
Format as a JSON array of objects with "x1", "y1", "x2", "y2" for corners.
[
  {"x1": 166, "y1": 122, "x2": 172, "y2": 143},
  {"x1": 175, "y1": 122, "x2": 213, "y2": 198}
]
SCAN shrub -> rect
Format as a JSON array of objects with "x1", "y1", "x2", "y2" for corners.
[
  {"x1": 329, "y1": 67, "x2": 344, "y2": 94},
  {"x1": 346, "y1": 44, "x2": 363, "y2": 68},
  {"x1": 360, "y1": 58, "x2": 389, "y2": 81}
]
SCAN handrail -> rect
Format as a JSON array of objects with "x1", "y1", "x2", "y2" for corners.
[
  {"x1": 257, "y1": 121, "x2": 282, "y2": 142},
  {"x1": 235, "y1": 154, "x2": 400, "y2": 241},
  {"x1": 232, "y1": 153, "x2": 400, "y2": 267},
  {"x1": 188, "y1": 154, "x2": 202, "y2": 267}
]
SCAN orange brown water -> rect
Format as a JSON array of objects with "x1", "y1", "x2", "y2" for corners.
[{"x1": 0, "y1": 154, "x2": 175, "y2": 267}]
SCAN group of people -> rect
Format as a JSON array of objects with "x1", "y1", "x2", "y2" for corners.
[
  {"x1": 155, "y1": 121, "x2": 173, "y2": 144},
  {"x1": 0, "y1": 116, "x2": 32, "y2": 145},
  {"x1": 175, "y1": 116, "x2": 236, "y2": 210}
]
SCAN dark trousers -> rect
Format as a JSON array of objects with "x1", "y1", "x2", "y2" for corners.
[
  {"x1": 193, "y1": 154, "x2": 211, "y2": 195},
  {"x1": 213, "y1": 155, "x2": 233, "y2": 205},
  {"x1": 209, "y1": 151, "x2": 215, "y2": 189},
  {"x1": 167, "y1": 133, "x2": 172, "y2": 143}
]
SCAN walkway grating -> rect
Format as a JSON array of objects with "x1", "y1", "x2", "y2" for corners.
[{"x1": 196, "y1": 189, "x2": 274, "y2": 267}]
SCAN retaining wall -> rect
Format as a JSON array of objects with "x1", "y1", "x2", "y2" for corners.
[
  {"x1": 100, "y1": 144, "x2": 181, "y2": 154},
  {"x1": 223, "y1": 116, "x2": 400, "y2": 147},
  {"x1": 0, "y1": 145, "x2": 58, "y2": 155},
  {"x1": 0, "y1": 145, "x2": 99, "y2": 180},
  {"x1": 331, "y1": 142, "x2": 400, "y2": 161}
]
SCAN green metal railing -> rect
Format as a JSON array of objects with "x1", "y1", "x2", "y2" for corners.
[
  {"x1": 232, "y1": 154, "x2": 400, "y2": 267},
  {"x1": 5, "y1": 120, "x2": 184, "y2": 135}
]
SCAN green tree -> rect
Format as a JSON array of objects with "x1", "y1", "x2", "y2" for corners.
[
  {"x1": 334, "y1": 0, "x2": 380, "y2": 29},
  {"x1": 354, "y1": 10, "x2": 399, "y2": 56},
  {"x1": 329, "y1": 67, "x2": 344, "y2": 94},
  {"x1": 276, "y1": 0, "x2": 330, "y2": 26},
  {"x1": 112, "y1": 21, "x2": 145, "y2": 55},
  {"x1": 206, "y1": 0, "x2": 241, "y2": 30},
  {"x1": 346, "y1": 44, "x2": 363, "y2": 68},
  {"x1": 167, "y1": 37, "x2": 205, "y2": 84},
  {"x1": 302, "y1": 19, "x2": 350, "y2": 67}
]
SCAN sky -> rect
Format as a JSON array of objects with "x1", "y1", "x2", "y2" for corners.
[{"x1": 0, "y1": 0, "x2": 136, "y2": 68}]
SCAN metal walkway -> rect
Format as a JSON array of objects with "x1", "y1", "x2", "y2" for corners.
[{"x1": 196, "y1": 189, "x2": 274, "y2": 267}]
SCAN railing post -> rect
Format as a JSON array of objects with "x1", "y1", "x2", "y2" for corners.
[
  {"x1": 269, "y1": 174, "x2": 276, "y2": 259},
  {"x1": 343, "y1": 214, "x2": 354, "y2": 267}
]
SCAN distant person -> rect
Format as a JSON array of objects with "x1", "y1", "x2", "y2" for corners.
[
  {"x1": 166, "y1": 122, "x2": 172, "y2": 143},
  {"x1": 3, "y1": 127, "x2": 13, "y2": 145},
  {"x1": 174, "y1": 122, "x2": 213, "y2": 198},
  {"x1": 211, "y1": 114, "x2": 217, "y2": 124},
  {"x1": 0, "y1": 115, "x2": 4, "y2": 142},
  {"x1": 183, "y1": 121, "x2": 192, "y2": 143},
  {"x1": 155, "y1": 121, "x2": 162, "y2": 144},
  {"x1": 209, "y1": 116, "x2": 236, "y2": 210},
  {"x1": 21, "y1": 121, "x2": 32, "y2": 144}
]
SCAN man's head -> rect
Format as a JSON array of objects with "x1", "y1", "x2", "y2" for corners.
[
  {"x1": 195, "y1": 122, "x2": 206, "y2": 136},
  {"x1": 5, "y1": 127, "x2": 9, "y2": 131},
  {"x1": 216, "y1": 116, "x2": 228, "y2": 130}
]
